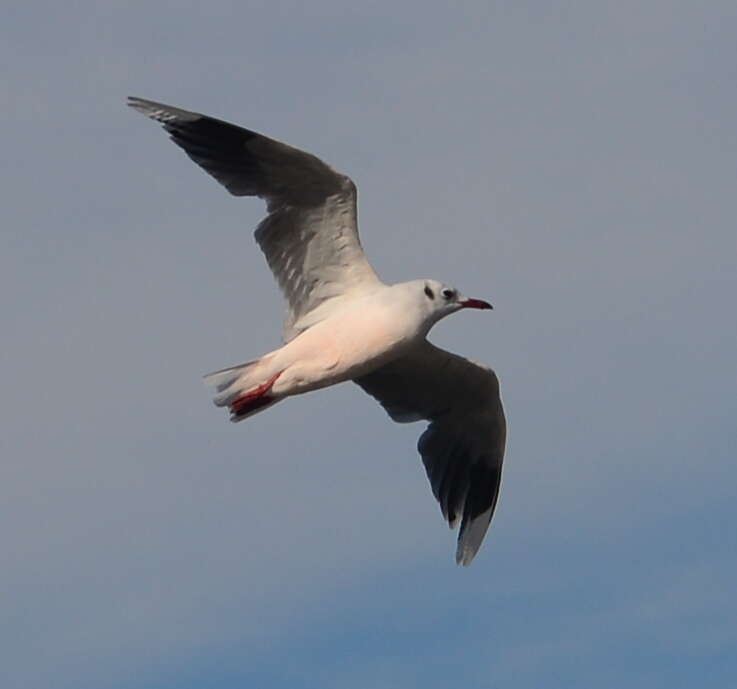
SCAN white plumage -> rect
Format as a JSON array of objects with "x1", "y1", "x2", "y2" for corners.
[{"x1": 129, "y1": 97, "x2": 506, "y2": 565}]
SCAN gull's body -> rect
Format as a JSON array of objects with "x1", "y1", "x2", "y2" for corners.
[{"x1": 129, "y1": 97, "x2": 507, "y2": 565}]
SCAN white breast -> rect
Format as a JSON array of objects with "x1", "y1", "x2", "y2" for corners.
[{"x1": 270, "y1": 291, "x2": 424, "y2": 396}]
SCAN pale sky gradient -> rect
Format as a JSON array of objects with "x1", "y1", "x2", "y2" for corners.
[{"x1": 3, "y1": 2, "x2": 736, "y2": 688}]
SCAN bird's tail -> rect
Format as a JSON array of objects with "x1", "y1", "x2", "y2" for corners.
[{"x1": 203, "y1": 356, "x2": 283, "y2": 422}]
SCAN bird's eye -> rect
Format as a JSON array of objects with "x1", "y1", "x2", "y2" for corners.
[
  {"x1": 441, "y1": 288, "x2": 455, "y2": 300},
  {"x1": 424, "y1": 285, "x2": 435, "y2": 299}
]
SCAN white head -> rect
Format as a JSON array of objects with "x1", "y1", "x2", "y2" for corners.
[{"x1": 409, "y1": 278, "x2": 493, "y2": 329}]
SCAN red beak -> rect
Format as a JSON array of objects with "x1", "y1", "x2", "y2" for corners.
[{"x1": 460, "y1": 298, "x2": 493, "y2": 310}]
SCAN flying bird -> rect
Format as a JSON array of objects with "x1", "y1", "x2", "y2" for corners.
[{"x1": 128, "y1": 97, "x2": 506, "y2": 565}]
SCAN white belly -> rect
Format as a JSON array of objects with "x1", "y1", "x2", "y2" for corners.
[{"x1": 270, "y1": 298, "x2": 419, "y2": 397}]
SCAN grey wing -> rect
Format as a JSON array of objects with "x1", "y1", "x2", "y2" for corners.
[
  {"x1": 128, "y1": 97, "x2": 381, "y2": 341},
  {"x1": 354, "y1": 341, "x2": 506, "y2": 566}
]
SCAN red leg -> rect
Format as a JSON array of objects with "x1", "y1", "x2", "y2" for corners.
[{"x1": 229, "y1": 371, "x2": 283, "y2": 418}]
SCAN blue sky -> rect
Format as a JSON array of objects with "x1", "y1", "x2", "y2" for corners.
[{"x1": 2, "y1": 2, "x2": 736, "y2": 688}]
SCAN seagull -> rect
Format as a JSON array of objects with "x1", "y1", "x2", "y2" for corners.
[{"x1": 128, "y1": 97, "x2": 506, "y2": 565}]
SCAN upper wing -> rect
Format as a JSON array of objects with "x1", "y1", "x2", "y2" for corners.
[
  {"x1": 128, "y1": 97, "x2": 382, "y2": 341},
  {"x1": 354, "y1": 341, "x2": 506, "y2": 566}
]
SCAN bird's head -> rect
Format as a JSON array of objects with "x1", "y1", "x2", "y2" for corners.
[{"x1": 418, "y1": 279, "x2": 493, "y2": 326}]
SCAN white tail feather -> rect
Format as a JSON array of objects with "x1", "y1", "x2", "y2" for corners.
[
  {"x1": 203, "y1": 360, "x2": 262, "y2": 407},
  {"x1": 203, "y1": 354, "x2": 282, "y2": 415}
]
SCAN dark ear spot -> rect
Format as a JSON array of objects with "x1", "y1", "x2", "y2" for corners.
[{"x1": 424, "y1": 285, "x2": 435, "y2": 299}]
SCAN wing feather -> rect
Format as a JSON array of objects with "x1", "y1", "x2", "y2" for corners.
[
  {"x1": 355, "y1": 341, "x2": 506, "y2": 565},
  {"x1": 128, "y1": 97, "x2": 381, "y2": 341}
]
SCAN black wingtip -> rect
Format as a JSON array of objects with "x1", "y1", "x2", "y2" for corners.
[
  {"x1": 126, "y1": 96, "x2": 163, "y2": 120},
  {"x1": 126, "y1": 97, "x2": 203, "y2": 127},
  {"x1": 126, "y1": 95, "x2": 148, "y2": 111}
]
